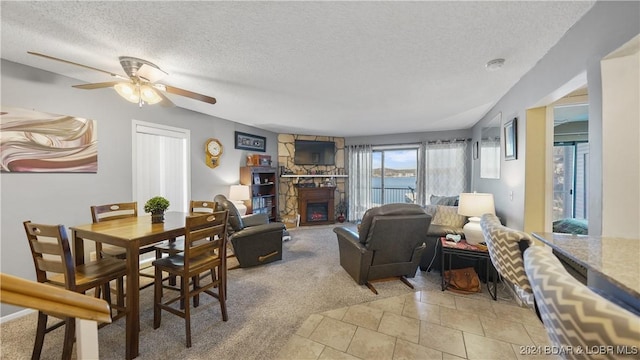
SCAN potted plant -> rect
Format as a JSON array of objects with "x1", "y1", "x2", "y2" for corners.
[
  {"x1": 335, "y1": 199, "x2": 347, "y2": 223},
  {"x1": 144, "y1": 196, "x2": 170, "y2": 223}
]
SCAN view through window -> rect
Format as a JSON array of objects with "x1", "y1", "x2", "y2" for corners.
[
  {"x1": 553, "y1": 142, "x2": 588, "y2": 220},
  {"x1": 372, "y1": 148, "x2": 418, "y2": 205}
]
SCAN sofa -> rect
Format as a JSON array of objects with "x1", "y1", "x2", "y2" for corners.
[{"x1": 417, "y1": 195, "x2": 479, "y2": 272}]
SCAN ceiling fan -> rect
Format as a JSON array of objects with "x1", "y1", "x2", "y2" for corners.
[{"x1": 27, "y1": 51, "x2": 216, "y2": 107}]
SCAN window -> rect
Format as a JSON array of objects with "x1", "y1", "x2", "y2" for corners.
[
  {"x1": 372, "y1": 147, "x2": 418, "y2": 205},
  {"x1": 421, "y1": 141, "x2": 468, "y2": 202}
]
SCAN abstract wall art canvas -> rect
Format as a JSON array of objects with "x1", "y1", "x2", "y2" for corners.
[{"x1": 0, "y1": 107, "x2": 97, "y2": 173}]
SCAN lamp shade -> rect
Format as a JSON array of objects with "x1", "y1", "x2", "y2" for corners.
[
  {"x1": 457, "y1": 192, "x2": 495, "y2": 218},
  {"x1": 113, "y1": 82, "x2": 163, "y2": 105},
  {"x1": 229, "y1": 185, "x2": 250, "y2": 201},
  {"x1": 114, "y1": 82, "x2": 140, "y2": 103},
  {"x1": 139, "y1": 85, "x2": 163, "y2": 104}
]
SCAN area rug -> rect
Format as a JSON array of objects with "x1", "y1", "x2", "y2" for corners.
[{"x1": 0, "y1": 224, "x2": 442, "y2": 360}]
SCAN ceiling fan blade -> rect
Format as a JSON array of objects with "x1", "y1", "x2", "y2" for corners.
[
  {"x1": 72, "y1": 81, "x2": 121, "y2": 90},
  {"x1": 28, "y1": 51, "x2": 129, "y2": 80},
  {"x1": 155, "y1": 84, "x2": 217, "y2": 105}
]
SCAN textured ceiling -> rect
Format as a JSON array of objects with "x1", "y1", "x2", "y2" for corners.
[{"x1": 1, "y1": 1, "x2": 595, "y2": 137}]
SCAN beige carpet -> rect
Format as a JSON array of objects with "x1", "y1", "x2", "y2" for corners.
[{"x1": 0, "y1": 224, "x2": 444, "y2": 360}]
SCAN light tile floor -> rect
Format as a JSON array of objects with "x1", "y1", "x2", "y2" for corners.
[{"x1": 277, "y1": 285, "x2": 559, "y2": 360}]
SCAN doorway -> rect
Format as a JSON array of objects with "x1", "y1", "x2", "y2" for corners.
[
  {"x1": 551, "y1": 93, "x2": 589, "y2": 232},
  {"x1": 132, "y1": 120, "x2": 191, "y2": 214}
]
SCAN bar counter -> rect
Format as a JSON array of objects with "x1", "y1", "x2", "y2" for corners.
[{"x1": 532, "y1": 232, "x2": 640, "y2": 314}]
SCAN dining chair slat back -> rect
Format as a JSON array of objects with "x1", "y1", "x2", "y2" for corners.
[
  {"x1": 23, "y1": 220, "x2": 126, "y2": 360},
  {"x1": 90, "y1": 202, "x2": 149, "y2": 258},
  {"x1": 190, "y1": 200, "x2": 217, "y2": 214},
  {"x1": 90, "y1": 202, "x2": 137, "y2": 223}
]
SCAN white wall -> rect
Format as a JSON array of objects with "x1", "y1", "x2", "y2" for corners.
[
  {"x1": 601, "y1": 44, "x2": 640, "y2": 238},
  {"x1": 471, "y1": 1, "x2": 640, "y2": 231},
  {"x1": 0, "y1": 60, "x2": 278, "y2": 316}
]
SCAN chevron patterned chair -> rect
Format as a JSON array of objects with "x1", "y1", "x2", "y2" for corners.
[
  {"x1": 480, "y1": 214, "x2": 534, "y2": 307},
  {"x1": 524, "y1": 246, "x2": 640, "y2": 358}
]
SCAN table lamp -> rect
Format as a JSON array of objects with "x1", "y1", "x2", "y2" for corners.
[
  {"x1": 457, "y1": 192, "x2": 495, "y2": 245},
  {"x1": 229, "y1": 185, "x2": 250, "y2": 216}
]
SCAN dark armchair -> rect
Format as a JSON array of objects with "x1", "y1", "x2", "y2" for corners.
[
  {"x1": 333, "y1": 203, "x2": 432, "y2": 294},
  {"x1": 214, "y1": 194, "x2": 285, "y2": 267}
]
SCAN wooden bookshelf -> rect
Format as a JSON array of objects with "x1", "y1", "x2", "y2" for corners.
[{"x1": 240, "y1": 166, "x2": 278, "y2": 222}]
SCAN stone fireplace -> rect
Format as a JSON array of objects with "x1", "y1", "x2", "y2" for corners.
[{"x1": 277, "y1": 134, "x2": 346, "y2": 224}]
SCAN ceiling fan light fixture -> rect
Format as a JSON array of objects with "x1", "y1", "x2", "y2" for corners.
[
  {"x1": 140, "y1": 85, "x2": 162, "y2": 104},
  {"x1": 114, "y1": 82, "x2": 140, "y2": 103}
]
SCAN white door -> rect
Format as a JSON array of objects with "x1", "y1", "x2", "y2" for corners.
[{"x1": 132, "y1": 120, "x2": 190, "y2": 215}]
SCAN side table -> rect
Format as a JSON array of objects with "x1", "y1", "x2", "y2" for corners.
[{"x1": 440, "y1": 237, "x2": 498, "y2": 300}]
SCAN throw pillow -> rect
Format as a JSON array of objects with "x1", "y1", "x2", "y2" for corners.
[
  {"x1": 430, "y1": 195, "x2": 459, "y2": 206},
  {"x1": 422, "y1": 204, "x2": 438, "y2": 217},
  {"x1": 432, "y1": 205, "x2": 467, "y2": 228}
]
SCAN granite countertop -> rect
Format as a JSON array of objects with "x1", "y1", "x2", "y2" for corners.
[{"x1": 532, "y1": 232, "x2": 640, "y2": 299}]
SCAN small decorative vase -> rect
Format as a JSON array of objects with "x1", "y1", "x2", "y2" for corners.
[
  {"x1": 151, "y1": 212, "x2": 165, "y2": 223},
  {"x1": 337, "y1": 214, "x2": 345, "y2": 223}
]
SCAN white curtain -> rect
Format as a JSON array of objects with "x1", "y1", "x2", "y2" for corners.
[
  {"x1": 347, "y1": 144, "x2": 373, "y2": 222},
  {"x1": 416, "y1": 141, "x2": 427, "y2": 205},
  {"x1": 133, "y1": 122, "x2": 190, "y2": 214},
  {"x1": 417, "y1": 141, "x2": 468, "y2": 204}
]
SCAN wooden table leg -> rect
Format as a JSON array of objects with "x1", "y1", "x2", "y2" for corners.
[
  {"x1": 125, "y1": 245, "x2": 140, "y2": 360},
  {"x1": 72, "y1": 231, "x2": 85, "y2": 267}
]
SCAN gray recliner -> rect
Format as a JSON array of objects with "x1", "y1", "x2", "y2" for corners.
[
  {"x1": 333, "y1": 203, "x2": 432, "y2": 294},
  {"x1": 214, "y1": 194, "x2": 285, "y2": 267}
]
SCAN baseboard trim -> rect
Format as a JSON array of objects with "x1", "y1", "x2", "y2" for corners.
[{"x1": 1, "y1": 308, "x2": 34, "y2": 324}]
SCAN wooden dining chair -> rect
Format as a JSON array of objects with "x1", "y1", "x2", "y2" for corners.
[
  {"x1": 154, "y1": 200, "x2": 217, "y2": 258},
  {"x1": 90, "y1": 202, "x2": 157, "y2": 290},
  {"x1": 152, "y1": 210, "x2": 229, "y2": 348},
  {"x1": 23, "y1": 221, "x2": 127, "y2": 360},
  {"x1": 154, "y1": 200, "x2": 218, "y2": 306}
]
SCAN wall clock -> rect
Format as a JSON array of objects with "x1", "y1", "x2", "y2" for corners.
[{"x1": 205, "y1": 138, "x2": 223, "y2": 169}]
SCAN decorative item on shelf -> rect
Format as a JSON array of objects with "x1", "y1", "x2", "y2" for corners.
[
  {"x1": 144, "y1": 196, "x2": 170, "y2": 223},
  {"x1": 320, "y1": 178, "x2": 335, "y2": 187},
  {"x1": 457, "y1": 192, "x2": 495, "y2": 245},
  {"x1": 335, "y1": 199, "x2": 347, "y2": 223},
  {"x1": 229, "y1": 184, "x2": 250, "y2": 216},
  {"x1": 248, "y1": 154, "x2": 271, "y2": 167},
  {"x1": 297, "y1": 178, "x2": 315, "y2": 188}
]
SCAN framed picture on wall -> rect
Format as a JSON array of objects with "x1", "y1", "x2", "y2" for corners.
[
  {"x1": 504, "y1": 117, "x2": 517, "y2": 161},
  {"x1": 235, "y1": 131, "x2": 266, "y2": 152}
]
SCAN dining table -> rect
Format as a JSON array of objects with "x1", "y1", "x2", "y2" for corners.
[{"x1": 71, "y1": 211, "x2": 189, "y2": 360}]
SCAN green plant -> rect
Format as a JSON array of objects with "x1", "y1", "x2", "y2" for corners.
[
  {"x1": 336, "y1": 199, "x2": 347, "y2": 215},
  {"x1": 144, "y1": 196, "x2": 170, "y2": 214}
]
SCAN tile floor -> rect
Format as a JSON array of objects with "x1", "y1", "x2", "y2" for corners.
[{"x1": 277, "y1": 285, "x2": 559, "y2": 360}]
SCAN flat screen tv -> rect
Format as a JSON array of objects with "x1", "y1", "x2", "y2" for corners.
[{"x1": 294, "y1": 140, "x2": 335, "y2": 165}]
